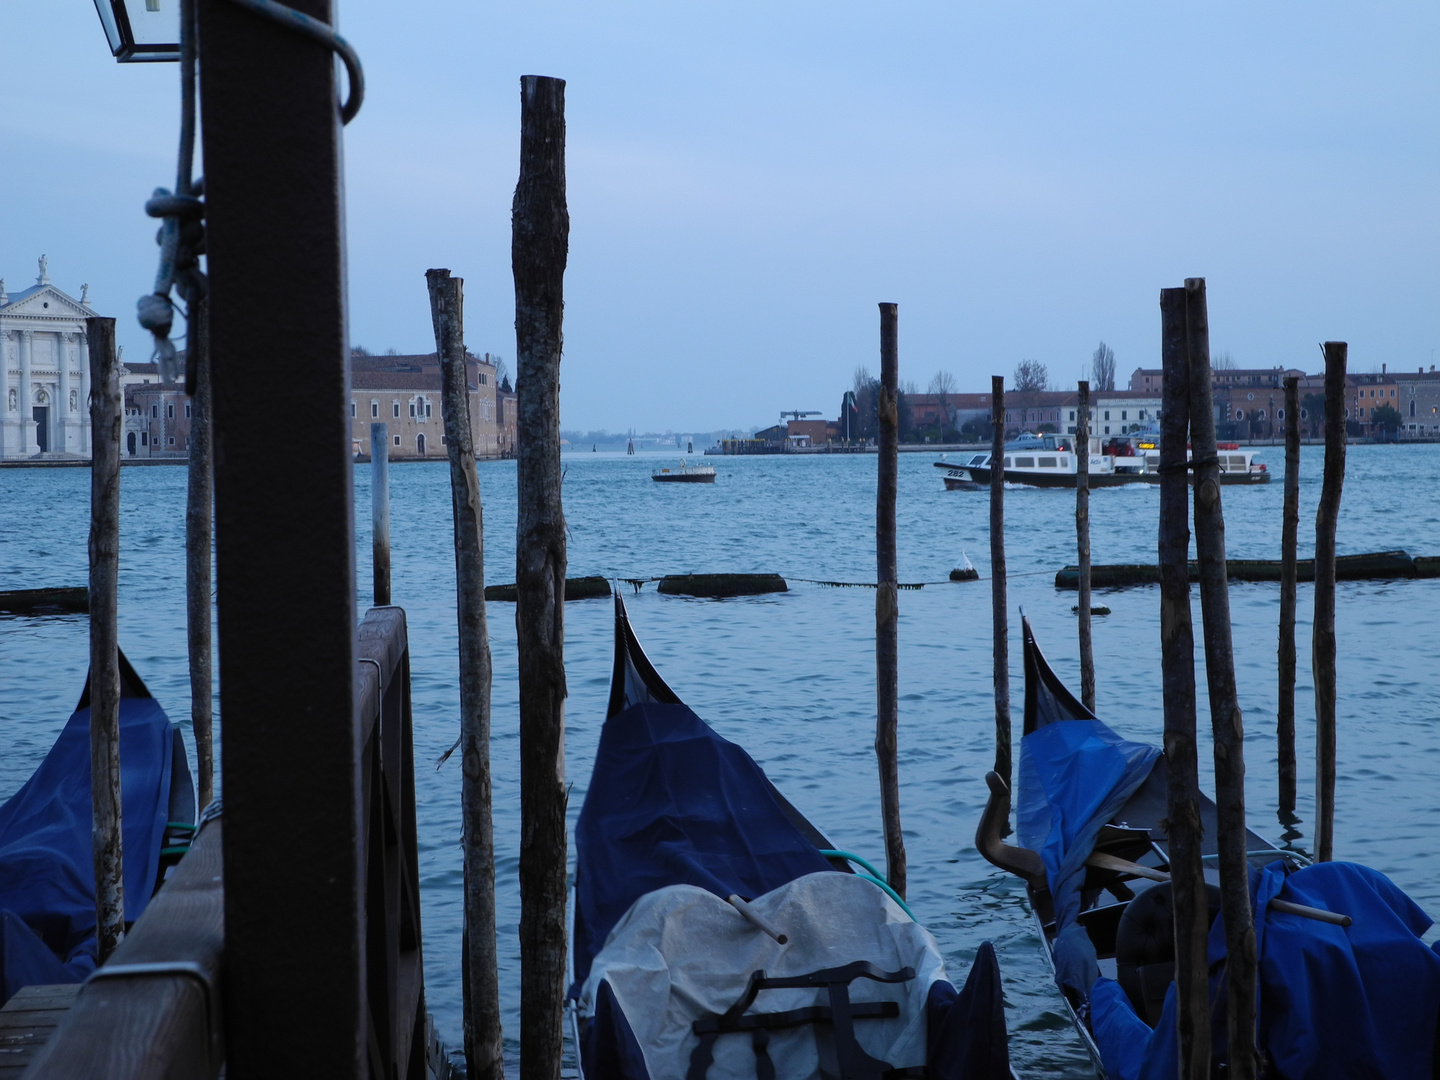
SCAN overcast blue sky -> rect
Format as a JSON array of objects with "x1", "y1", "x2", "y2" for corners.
[{"x1": 2, "y1": 2, "x2": 1436, "y2": 431}]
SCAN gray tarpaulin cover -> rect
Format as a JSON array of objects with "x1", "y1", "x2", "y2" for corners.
[{"x1": 579, "y1": 872, "x2": 946, "y2": 1079}]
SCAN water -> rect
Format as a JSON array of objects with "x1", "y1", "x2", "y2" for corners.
[{"x1": 2, "y1": 444, "x2": 1439, "y2": 1075}]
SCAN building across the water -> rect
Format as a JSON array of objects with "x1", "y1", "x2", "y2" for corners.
[
  {"x1": 0, "y1": 257, "x2": 99, "y2": 459},
  {"x1": 349, "y1": 350, "x2": 510, "y2": 460}
]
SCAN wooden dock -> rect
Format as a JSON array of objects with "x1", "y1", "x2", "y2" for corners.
[{"x1": 0, "y1": 985, "x2": 79, "y2": 1079}]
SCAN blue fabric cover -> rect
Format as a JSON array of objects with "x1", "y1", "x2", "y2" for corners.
[
  {"x1": 1092, "y1": 861, "x2": 1440, "y2": 1080},
  {"x1": 926, "y1": 941, "x2": 1012, "y2": 1080},
  {"x1": 1017, "y1": 718, "x2": 1159, "y2": 928},
  {"x1": 572, "y1": 702, "x2": 835, "y2": 993},
  {"x1": 0, "y1": 700, "x2": 181, "y2": 1003}
]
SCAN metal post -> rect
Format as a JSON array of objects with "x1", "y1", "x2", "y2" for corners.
[
  {"x1": 372, "y1": 422, "x2": 391, "y2": 606},
  {"x1": 86, "y1": 316, "x2": 126, "y2": 963},
  {"x1": 197, "y1": 3, "x2": 364, "y2": 1075}
]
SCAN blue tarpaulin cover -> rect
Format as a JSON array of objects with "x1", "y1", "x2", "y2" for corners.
[
  {"x1": 1093, "y1": 859, "x2": 1440, "y2": 1080},
  {"x1": 1017, "y1": 718, "x2": 1159, "y2": 929},
  {"x1": 572, "y1": 701, "x2": 835, "y2": 993},
  {"x1": 0, "y1": 699, "x2": 185, "y2": 1003}
]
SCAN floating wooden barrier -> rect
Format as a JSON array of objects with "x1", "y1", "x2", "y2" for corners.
[
  {"x1": 0, "y1": 587, "x2": 89, "y2": 615},
  {"x1": 949, "y1": 566, "x2": 980, "y2": 582},
  {"x1": 1055, "y1": 550, "x2": 1417, "y2": 589},
  {"x1": 657, "y1": 573, "x2": 788, "y2": 598},
  {"x1": 483, "y1": 576, "x2": 611, "y2": 602}
]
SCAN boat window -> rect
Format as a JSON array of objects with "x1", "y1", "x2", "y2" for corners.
[
  {"x1": 970, "y1": 455, "x2": 988, "y2": 466},
  {"x1": 1058, "y1": 456, "x2": 1068, "y2": 467},
  {"x1": 1014, "y1": 456, "x2": 1035, "y2": 468},
  {"x1": 1229, "y1": 455, "x2": 1248, "y2": 468},
  {"x1": 1038, "y1": 456, "x2": 1057, "y2": 468},
  {"x1": 1003, "y1": 457, "x2": 1013, "y2": 467}
]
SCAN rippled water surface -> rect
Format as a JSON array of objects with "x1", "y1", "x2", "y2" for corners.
[{"x1": 3, "y1": 444, "x2": 1439, "y2": 1075}]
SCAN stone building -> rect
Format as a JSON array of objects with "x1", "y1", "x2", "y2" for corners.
[
  {"x1": 496, "y1": 380, "x2": 517, "y2": 457},
  {"x1": 0, "y1": 257, "x2": 98, "y2": 459},
  {"x1": 348, "y1": 351, "x2": 501, "y2": 460},
  {"x1": 1394, "y1": 367, "x2": 1440, "y2": 436}
]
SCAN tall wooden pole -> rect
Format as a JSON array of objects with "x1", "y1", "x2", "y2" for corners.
[
  {"x1": 87, "y1": 316, "x2": 125, "y2": 964},
  {"x1": 1075, "y1": 380, "x2": 1095, "y2": 712},
  {"x1": 1158, "y1": 289, "x2": 1209, "y2": 1080},
  {"x1": 1277, "y1": 375, "x2": 1301, "y2": 822},
  {"x1": 874, "y1": 302, "x2": 906, "y2": 899},
  {"x1": 185, "y1": 298, "x2": 215, "y2": 809},
  {"x1": 1314, "y1": 342, "x2": 1348, "y2": 862},
  {"x1": 428, "y1": 269, "x2": 504, "y2": 1080},
  {"x1": 989, "y1": 377, "x2": 1011, "y2": 817},
  {"x1": 1184, "y1": 279, "x2": 1257, "y2": 1080},
  {"x1": 513, "y1": 74, "x2": 569, "y2": 1080},
  {"x1": 371, "y1": 422, "x2": 391, "y2": 606}
]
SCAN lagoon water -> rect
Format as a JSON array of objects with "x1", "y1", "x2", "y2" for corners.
[{"x1": 3, "y1": 444, "x2": 1439, "y2": 1075}]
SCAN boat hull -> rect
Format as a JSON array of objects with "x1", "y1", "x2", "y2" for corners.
[
  {"x1": 939, "y1": 465, "x2": 1269, "y2": 489},
  {"x1": 651, "y1": 473, "x2": 715, "y2": 483}
]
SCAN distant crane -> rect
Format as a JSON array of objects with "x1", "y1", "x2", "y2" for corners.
[{"x1": 780, "y1": 410, "x2": 822, "y2": 422}]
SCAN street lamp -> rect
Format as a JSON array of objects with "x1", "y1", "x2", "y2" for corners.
[{"x1": 92, "y1": 0, "x2": 180, "y2": 62}]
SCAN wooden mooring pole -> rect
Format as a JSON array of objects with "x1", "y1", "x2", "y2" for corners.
[
  {"x1": 1158, "y1": 288, "x2": 1209, "y2": 1080},
  {"x1": 875, "y1": 302, "x2": 907, "y2": 900},
  {"x1": 87, "y1": 315, "x2": 125, "y2": 964},
  {"x1": 372, "y1": 421, "x2": 391, "y2": 606},
  {"x1": 1277, "y1": 375, "x2": 1301, "y2": 822},
  {"x1": 514, "y1": 74, "x2": 569, "y2": 1080},
  {"x1": 428, "y1": 269, "x2": 505, "y2": 1080},
  {"x1": 1075, "y1": 380, "x2": 1095, "y2": 712},
  {"x1": 1185, "y1": 278, "x2": 1257, "y2": 1080},
  {"x1": 1314, "y1": 342, "x2": 1348, "y2": 862},
  {"x1": 185, "y1": 298, "x2": 215, "y2": 809},
  {"x1": 989, "y1": 376, "x2": 1011, "y2": 820}
]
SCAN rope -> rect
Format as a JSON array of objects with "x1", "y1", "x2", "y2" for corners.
[
  {"x1": 1156, "y1": 453, "x2": 1219, "y2": 476},
  {"x1": 138, "y1": 0, "x2": 365, "y2": 389}
]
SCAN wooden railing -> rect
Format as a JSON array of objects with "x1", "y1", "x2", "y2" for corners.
[{"x1": 26, "y1": 605, "x2": 428, "y2": 1079}]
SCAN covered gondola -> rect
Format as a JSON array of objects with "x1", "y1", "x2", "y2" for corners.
[
  {"x1": 976, "y1": 618, "x2": 1440, "y2": 1079},
  {"x1": 570, "y1": 593, "x2": 1012, "y2": 1080},
  {"x1": 0, "y1": 651, "x2": 197, "y2": 1004}
]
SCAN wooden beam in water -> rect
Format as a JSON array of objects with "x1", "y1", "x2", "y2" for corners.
[
  {"x1": 1277, "y1": 375, "x2": 1301, "y2": 822},
  {"x1": 1314, "y1": 342, "x2": 1348, "y2": 863},
  {"x1": 875, "y1": 301, "x2": 906, "y2": 901}
]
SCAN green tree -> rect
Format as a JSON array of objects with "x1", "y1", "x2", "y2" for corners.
[
  {"x1": 1301, "y1": 392, "x2": 1326, "y2": 439},
  {"x1": 1371, "y1": 403, "x2": 1402, "y2": 437},
  {"x1": 1014, "y1": 359, "x2": 1049, "y2": 392}
]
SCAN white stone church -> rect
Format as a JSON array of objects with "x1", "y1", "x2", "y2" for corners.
[{"x1": 1, "y1": 256, "x2": 101, "y2": 459}]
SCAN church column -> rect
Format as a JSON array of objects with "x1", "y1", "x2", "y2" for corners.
[
  {"x1": 1, "y1": 331, "x2": 11, "y2": 459},
  {"x1": 19, "y1": 330, "x2": 35, "y2": 455},
  {"x1": 58, "y1": 333, "x2": 72, "y2": 454},
  {"x1": 78, "y1": 332, "x2": 90, "y2": 455}
]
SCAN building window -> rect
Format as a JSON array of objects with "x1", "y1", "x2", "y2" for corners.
[
  {"x1": 425, "y1": 401, "x2": 432, "y2": 418},
  {"x1": 350, "y1": 401, "x2": 356, "y2": 418},
  {"x1": 1103, "y1": 426, "x2": 1110, "y2": 434},
  {"x1": 371, "y1": 401, "x2": 379, "y2": 418},
  {"x1": 1235, "y1": 409, "x2": 1245, "y2": 420},
  {"x1": 152, "y1": 404, "x2": 159, "y2": 418},
  {"x1": 1104, "y1": 410, "x2": 1110, "y2": 420},
  {"x1": 185, "y1": 402, "x2": 192, "y2": 418},
  {"x1": 167, "y1": 402, "x2": 175, "y2": 419},
  {"x1": 168, "y1": 436, "x2": 176, "y2": 445},
  {"x1": 417, "y1": 433, "x2": 427, "y2": 454},
  {"x1": 1255, "y1": 409, "x2": 1266, "y2": 421},
  {"x1": 479, "y1": 372, "x2": 487, "y2": 385},
  {"x1": 1277, "y1": 408, "x2": 1286, "y2": 420},
  {"x1": 393, "y1": 402, "x2": 400, "y2": 418},
  {"x1": 1068, "y1": 410, "x2": 1075, "y2": 421},
  {"x1": 141, "y1": 431, "x2": 149, "y2": 446},
  {"x1": 393, "y1": 435, "x2": 400, "y2": 446},
  {"x1": 1121, "y1": 410, "x2": 1127, "y2": 420},
  {"x1": 1411, "y1": 401, "x2": 1417, "y2": 417},
  {"x1": 409, "y1": 401, "x2": 416, "y2": 418}
]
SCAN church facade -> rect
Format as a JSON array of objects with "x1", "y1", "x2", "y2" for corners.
[{"x1": 1, "y1": 257, "x2": 100, "y2": 459}]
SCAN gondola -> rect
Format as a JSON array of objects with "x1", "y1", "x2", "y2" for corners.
[
  {"x1": 0, "y1": 651, "x2": 196, "y2": 1004},
  {"x1": 975, "y1": 618, "x2": 1440, "y2": 1080},
  {"x1": 568, "y1": 593, "x2": 1013, "y2": 1080}
]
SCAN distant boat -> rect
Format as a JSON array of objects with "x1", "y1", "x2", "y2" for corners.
[
  {"x1": 935, "y1": 433, "x2": 1269, "y2": 490},
  {"x1": 651, "y1": 458, "x2": 716, "y2": 483}
]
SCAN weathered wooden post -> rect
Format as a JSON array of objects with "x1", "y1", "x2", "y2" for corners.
[
  {"x1": 513, "y1": 74, "x2": 569, "y2": 1080},
  {"x1": 1314, "y1": 342, "x2": 1348, "y2": 862},
  {"x1": 199, "y1": 0, "x2": 366, "y2": 1070},
  {"x1": 372, "y1": 421, "x2": 391, "y2": 606},
  {"x1": 1158, "y1": 288, "x2": 1209, "y2": 1080},
  {"x1": 875, "y1": 302, "x2": 907, "y2": 900},
  {"x1": 185, "y1": 298, "x2": 215, "y2": 809},
  {"x1": 989, "y1": 377, "x2": 1011, "y2": 817},
  {"x1": 1075, "y1": 380, "x2": 1095, "y2": 712},
  {"x1": 1184, "y1": 278, "x2": 1257, "y2": 1080},
  {"x1": 427, "y1": 268, "x2": 505, "y2": 1080},
  {"x1": 87, "y1": 315, "x2": 125, "y2": 963},
  {"x1": 1277, "y1": 375, "x2": 1301, "y2": 822}
]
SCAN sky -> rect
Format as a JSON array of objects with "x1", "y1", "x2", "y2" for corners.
[{"x1": 2, "y1": 2, "x2": 1436, "y2": 432}]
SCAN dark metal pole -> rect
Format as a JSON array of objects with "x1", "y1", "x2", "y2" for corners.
[
  {"x1": 198, "y1": 2, "x2": 364, "y2": 1074},
  {"x1": 1075, "y1": 380, "x2": 1094, "y2": 712},
  {"x1": 989, "y1": 377, "x2": 1011, "y2": 819},
  {"x1": 428, "y1": 270, "x2": 505, "y2": 1080},
  {"x1": 875, "y1": 302, "x2": 906, "y2": 900},
  {"x1": 86, "y1": 316, "x2": 125, "y2": 964},
  {"x1": 185, "y1": 297, "x2": 214, "y2": 809},
  {"x1": 1314, "y1": 343, "x2": 1348, "y2": 862},
  {"x1": 1185, "y1": 278, "x2": 1257, "y2": 1080},
  {"x1": 372, "y1": 422, "x2": 391, "y2": 606},
  {"x1": 513, "y1": 74, "x2": 569, "y2": 1080},
  {"x1": 1277, "y1": 375, "x2": 1301, "y2": 822},
  {"x1": 1158, "y1": 289, "x2": 1209, "y2": 1080}
]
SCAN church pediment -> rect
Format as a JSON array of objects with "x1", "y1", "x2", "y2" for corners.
[{"x1": 0, "y1": 285, "x2": 94, "y2": 320}]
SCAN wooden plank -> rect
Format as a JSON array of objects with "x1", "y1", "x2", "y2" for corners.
[
  {"x1": 875, "y1": 302, "x2": 906, "y2": 900},
  {"x1": 0, "y1": 983, "x2": 81, "y2": 1077}
]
